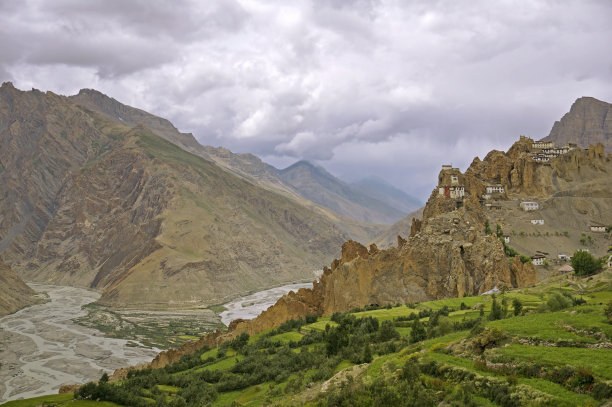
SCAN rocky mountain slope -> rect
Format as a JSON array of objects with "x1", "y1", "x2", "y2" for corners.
[
  {"x1": 69, "y1": 89, "x2": 389, "y2": 242},
  {"x1": 0, "y1": 83, "x2": 349, "y2": 308},
  {"x1": 544, "y1": 96, "x2": 612, "y2": 150},
  {"x1": 278, "y1": 161, "x2": 410, "y2": 224},
  {"x1": 0, "y1": 259, "x2": 38, "y2": 316},
  {"x1": 351, "y1": 176, "x2": 422, "y2": 214},
  {"x1": 465, "y1": 137, "x2": 612, "y2": 261},
  {"x1": 370, "y1": 207, "x2": 424, "y2": 248}
]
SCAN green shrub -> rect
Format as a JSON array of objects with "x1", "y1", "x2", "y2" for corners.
[
  {"x1": 567, "y1": 366, "x2": 594, "y2": 389},
  {"x1": 489, "y1": 296, "x2": 505, "y2": 321},
  {"x1": 400, "y1": 357, "x2": 420, "y2": 384},
  {"x1": 472, "y1": 327, "x2": 506, "y2": 353},
  {"x1": 572, "y1": 250, "x2": 604, "y2": 276},
  {"x1": 592, "y1": 382, "x2": 612, "y2": 400},
  {"x1": 605, "y1": 301, "x2": 612, "y2": 324},
  {"x1": 410, "y1": 318, "x2": 427, "y2": 343},
  {"x1": 546, "y1": 293, "x2": 573, "y2": 311},
  {"x1": 305, "y1": 314, "x2": 318, "y2": 323},
  {"x1": 512, "y1": 298, "x2": 523, "y2": 316}
]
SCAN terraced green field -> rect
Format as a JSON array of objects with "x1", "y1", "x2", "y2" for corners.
[{"x1": 10, "y1": 270, "x2": 612, "y2": 406}]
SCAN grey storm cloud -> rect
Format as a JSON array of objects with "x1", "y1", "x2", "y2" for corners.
[{"x1": 1, "y1": 0, "x2": 612, "y2": 199}]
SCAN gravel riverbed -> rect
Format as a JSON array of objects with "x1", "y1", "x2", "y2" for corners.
[{"x1": 0, "y1": 284, "x2": 160, "y2": 403}]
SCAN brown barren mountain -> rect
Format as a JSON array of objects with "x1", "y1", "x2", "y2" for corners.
[
  {"x1": 0, "y1": 258, "x2": 38, "y2": 316},
  {"x1": 68, "y1": 89, "x2": 390, "y2": 242},
  {"x1": 544, "y1": 96, "x2": 612, "y2": 151},
  {"x1": 0, "y1": 83, "x2": 349, "y2": 308}
]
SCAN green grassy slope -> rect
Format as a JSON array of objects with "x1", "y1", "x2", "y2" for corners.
[{"x1": 33, "y1": 269, "x2": 612, "y2": 406}]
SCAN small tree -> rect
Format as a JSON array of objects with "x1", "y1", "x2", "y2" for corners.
[
  {"x1": 488, "y1": 296, "x2": 504, "y2": 321},
  {"x1": 572, "y1": 250, "x2": 603, "y2": 276},
  {"x1": 485, "y1": 220, "x2": 492, "y2": 235},
  {"x1": 512, "y1": 298, "x2": 523, "y2": 316},
  {"x1": 496, "y1": 224, "x2": 503, "y2": 238},
  {"x1": 410, "y1": 319, "x2": 427, "y2": 343},
  {"x1": 605, "y1": 301, "x2": 612, "y2": 324},
  {"x1": 400, "y1": 358, "x2": 420, "y2": 383},
  {"x1": 378, "y1": 320, "x2": 400, "y2": 342},
  {"x1": 362, "y1": 344, "x2": 373, "y2": 363}
]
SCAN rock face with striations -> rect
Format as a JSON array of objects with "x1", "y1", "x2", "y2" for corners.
[
  {"x1": 544, "y1": 97, "x2": 612, "y2": 151},
  {"x1": 0, "y1": 83, "x2": 347, "y2": 309},
  {"x1": 0, "y1": 258, "x2": 38, "y2": 316}
]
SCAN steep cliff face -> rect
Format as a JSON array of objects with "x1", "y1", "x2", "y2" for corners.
[
  {"x1": 0, "y1": 258, "x2": 38, "y2": 316},
  {"x1": 464, "y1": 136, "x2": 609, "y2": 199},
  {"x1": 318, "y1": 207, "x2": 522, "y2": 314},
  {"x1": 544, "y1": 97, "x2": 612, "y2": 151},
  {"x1": 0, "y1": 83, "x2": 348, "y2": 308}
]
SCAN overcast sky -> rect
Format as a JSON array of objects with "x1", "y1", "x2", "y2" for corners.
[{"x1": 2, "y1": 0, "x2": 612, "y2": 200}]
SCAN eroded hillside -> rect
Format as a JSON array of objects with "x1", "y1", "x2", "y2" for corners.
[{"x1": 0, "y1": 83, "x2": 348, "y2": 308}]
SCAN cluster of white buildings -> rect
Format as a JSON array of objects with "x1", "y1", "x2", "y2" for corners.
[
  {"x1": 530, "y1": 139, "x2": 576, "y2": 162},
  {"x1": 520, "y1": 201, "x2": 539, "y2": 211}
]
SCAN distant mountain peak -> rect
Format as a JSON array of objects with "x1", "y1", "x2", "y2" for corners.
[
  {"x1": 280, "y1": 160, "x2": 321, "y2": 172},
  {"x1": 544, "y1": 96, "x2": 612, "y2": 151},
  {"x1": 278, "y1": 160, "x2": 418, "y2": 224}
]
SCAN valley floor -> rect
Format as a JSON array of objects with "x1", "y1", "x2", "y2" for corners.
[
  {"x1": 0, "y1": 285, "x2": 160, "y2": 403},
  {"x1": 8, "y1": 269, "x2": 611, "y2": 406}
]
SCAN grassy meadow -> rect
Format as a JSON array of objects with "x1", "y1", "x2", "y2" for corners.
[{"x1": 5, "y1": 270, "x2": 612, "y2": 406}]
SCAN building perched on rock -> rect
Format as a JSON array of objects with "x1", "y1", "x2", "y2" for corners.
[
  {"x1": 439, "y1": 186, "x2": 465, "y2": 199},
  {"x1": 531, "y1": 255, "x2": 546, "y2": 266},
  {"x1": 532, "y1": 140, "x2": 554, "y2": 149},
  {"x1": 590, "y1": 224, "x2": 606, "y2": 233},
  {"x1": 529, "y1": 139, "x2": 575, "y2": 162},
  {"x1": 437, "y1": 165, "x2": 465, "y2": 199},
  {"x1": 485, "y1": 185, "x2": 505, "y2": 194},
  {"x1": 520, "y1": 201, "x2": 539, "y2": 211}
]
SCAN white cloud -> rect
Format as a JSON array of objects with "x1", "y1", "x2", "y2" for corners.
[{"x1": 1, "y1": 0, "x2": 612, "y2": 200}]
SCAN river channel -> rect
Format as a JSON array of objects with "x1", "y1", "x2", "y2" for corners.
[
  {"x1": 0, "y1": 281, "x2": 314, "y2": 403},
  {"x1": 219, "y1": 282, "x2": 312, "y2": 326},
  {"x1": 0, "y1": 284, "x2": 160, "y2": 403}
]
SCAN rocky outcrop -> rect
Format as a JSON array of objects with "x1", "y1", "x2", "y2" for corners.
[
  {"x1": 510, "y1": 256, "x2": 537, "y2": 288},
  {"x1": 544, "y1": 97, "x2": 612, "y2": 151},
  {"x1": 0, "y1": 258, "x2": 38, "y2": 316},
  {"x1": 409, "y1": 217, "x2": 422, "y2": 237}
]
